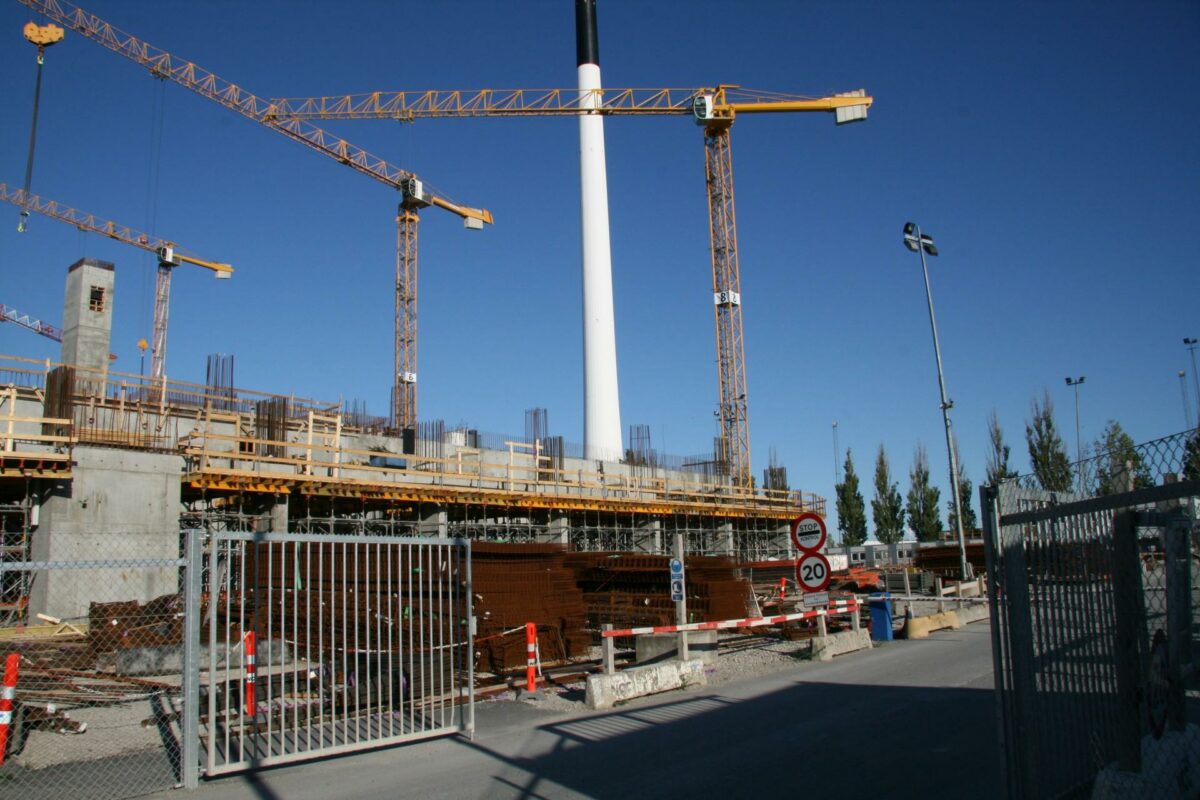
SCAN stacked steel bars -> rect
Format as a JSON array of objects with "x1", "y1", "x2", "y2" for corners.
[
  {"x1": 471, "y1": 542, "x2": 590, "y2": 672},
  {"x1": 563, "y1": 553, "x2": 754, "y2": 630}
]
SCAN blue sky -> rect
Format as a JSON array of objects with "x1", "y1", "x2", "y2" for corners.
[{"x1": 1, "y1": 1, "x2": 1197, "y2": 536}]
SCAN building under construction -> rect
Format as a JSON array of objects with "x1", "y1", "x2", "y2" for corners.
[{"x1": 0, "y1": 259, "x2": 823, "y2": 625}]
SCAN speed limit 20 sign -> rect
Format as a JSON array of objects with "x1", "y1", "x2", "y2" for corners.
[
  {"x1": 790, "y1": 512, "x2": 827, "y2": 553},
  {"x1": 795, "y1": 552, "x2": 831, "y2": 593}
]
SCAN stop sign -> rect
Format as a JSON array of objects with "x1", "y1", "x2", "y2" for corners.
[{"x1": 790, "y1": 512, "x2": 827, "y2": 553}]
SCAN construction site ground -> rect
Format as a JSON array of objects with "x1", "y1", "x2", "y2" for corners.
[{"x1": 137, "y1": 621, "x2": 999, "y2": 800}]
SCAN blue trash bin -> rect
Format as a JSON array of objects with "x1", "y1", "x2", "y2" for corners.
[{"x1": 868, "y1": 592, "x2": 893, "y2": 642}]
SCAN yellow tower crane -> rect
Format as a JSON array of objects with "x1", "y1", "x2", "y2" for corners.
[
  {"x1": 0, "y1": 181, "x2": 232, "y2": 379},
  {"x1": 267, "y1": 86, "x2": 872, "y2": 487},
  {"x1": 16, "y1": 0, "x2": 494, "y2": 438}
]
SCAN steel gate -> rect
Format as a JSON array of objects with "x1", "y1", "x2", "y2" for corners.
[
  {"x1": 182, "y1": 531, "x2": 473, "y2": 785},
  {"x1": 983, "y1": 475, "x2": 1199, "y2": 798}
]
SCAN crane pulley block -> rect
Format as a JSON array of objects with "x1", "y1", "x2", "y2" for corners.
[{"x1": 23, "y1": 21, "x2": 64, "y2": 48}]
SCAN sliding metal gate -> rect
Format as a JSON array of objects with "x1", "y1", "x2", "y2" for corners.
[{"x1": 182, "y1": 531, "x2": 473, "y2": 785}]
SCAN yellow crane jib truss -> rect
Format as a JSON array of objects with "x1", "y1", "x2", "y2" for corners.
[{"x1": 265, "y1": 86, "x2": 873, "y2": 125}]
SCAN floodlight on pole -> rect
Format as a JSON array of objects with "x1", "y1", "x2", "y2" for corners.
[
  {"x1": 902, "y1": 222, "x2": 968, "y2": 579},
  {"x1": 1065, "y1": 376, "x2": 1086, "y2": 493}
]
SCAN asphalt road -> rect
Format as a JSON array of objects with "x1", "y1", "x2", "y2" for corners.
[{"x1": 152, "y1": 622, "x2": 1002, "y2": 800}]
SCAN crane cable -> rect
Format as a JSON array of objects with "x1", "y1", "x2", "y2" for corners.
[{"x1": 18, "y1": 22, "x2": 64, "y2": 233}]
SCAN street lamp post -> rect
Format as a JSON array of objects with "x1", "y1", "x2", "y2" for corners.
[
  {"x1": 902, "y1": 222, "x2": 969, "y2": 579},
  {"x1": 832, "y1": 421, "x2": 840, "y2": 486},
  {"x1": 1180, "y1": 371, "x2": 1192, "y2": 429},
  {"x1": 1185, "y1": 338, "x2": 1199, "y2": 426},
  {"x1": 1065, "y1": 376, "x2": 1086, "y2": 494}
]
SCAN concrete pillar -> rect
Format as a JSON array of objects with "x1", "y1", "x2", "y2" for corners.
[
  {"x1": 30, "y1": 446, "x2": 180, "y2": 621},
  {"x1": 61, "y1": 258, "x2": 115, "y2": 379},
  {"x1": 547, "y1": 514, "x2": 570, "y2": 546},
  {"x1": 718, "y1": 521, "x2": 735, "y2": 557},
  {"x1": 418, "y1": 504, "x2": 448, "y2": 537},
  {"x1": 261, "y1": 495, "x2": 288, "y2": 533},
  {"x1": 634, "y1": 517, "x2": 662, "y2": 554}
]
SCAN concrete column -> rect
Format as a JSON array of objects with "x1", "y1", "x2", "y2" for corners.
[
  {"x1": 634, "y1": 517, "x2": 661, "y2": 554},
  {"x1": 258, "y1": 494, "x2": 288, "y2": 533},
  {"x1": 31, "y1": 447, "x2": 180, "y2": 621},
  {"x1": 61, "y1": 258, "x2": 115, "y2": 379},
  {"x1": 718, "y1": 521, "x2": 735, "y2": 557},
  {"x1": 418, "y1": 504, "x2": 448, "y2": 537},
  {"x1": 547, "y1": 514, "x2": 570, "y2": 546}
]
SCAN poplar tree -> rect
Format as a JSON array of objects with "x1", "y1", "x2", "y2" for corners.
[
  {"x1": 1093, "y1": 420, "x2": 1152, "y2": 494},
  {"x1": 985, "y1": 410, "x2": 1017, "y2": 486},
  {"x1": 948, "y1": 441, "x2": 978, "y2": 534},
  {"x1": 871, "y1": 445, "x2": 906, "y2": 544},
  {"x1": 1026, "y1": 392, "x2": 1073, "y2": 492},
  {"x1": 906, "y1": 445, "x2": 943, "y2": 542},
  {"x1": 835, "y1": 448, "x2": 868, "y2": 546}
]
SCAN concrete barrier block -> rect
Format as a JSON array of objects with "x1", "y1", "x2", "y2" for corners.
[
  {"x1": 585, "y1": 659, "x2": 706, "y2": 710},
  {"x1": 903, "y1": 610, "x2": 960, "y2": 639},
  {"x1": 957, "y1": 603, "x2": 991, "y2": 625},
  {"x1": 811, "y1": 628, "x2": 872, "y2": 662}
]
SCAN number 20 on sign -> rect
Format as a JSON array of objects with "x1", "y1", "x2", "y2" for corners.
[{"x1": 796, "y1": 552, "x2": 831, "y2": 593}]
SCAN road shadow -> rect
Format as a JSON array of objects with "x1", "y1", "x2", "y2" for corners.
[{"x1": 462, "y1": 679, "x2": 1004, "y2": 799}]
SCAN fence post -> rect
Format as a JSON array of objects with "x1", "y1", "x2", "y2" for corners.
[
  {"x1": 1111, "y1": 510, "x2": 1144, "y2": 773},
  {"x1": 524, "y1": 623, "x2": 538, "y2": 692},
  {"x1": 182, "y1": 529, "x2": 202, "y2": 789},
  {"x1": 997, "y1": 490, "x2": 1040, "y2": 798},
  {"x1": 1165, "y1": 514, "x2": 1191, "y2": 733},
  {"x1": 602, "y1": 624, "x2": 615, "y2": 675}
]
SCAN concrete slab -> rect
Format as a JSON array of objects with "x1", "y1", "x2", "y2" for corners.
[
  {"x1": 811, "y1": 628, "x2": 873, "y2": 662},
  {"x1": 585, "y1": 659, "x2": 706, "y2": 710}
]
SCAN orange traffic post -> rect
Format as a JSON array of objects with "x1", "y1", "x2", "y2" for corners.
[
  {"x1": 524, "y1": 622, "x2": 537, "y2": 692},
  {"x1": 0, "y1": 653, "x2": 19, "y2": 766},
  {"x1": 779, "y1": 577, "x2": 787, "y2": 599},
  {"x1": 244, "y1": 631, "x2": 257, "y2": 717}
]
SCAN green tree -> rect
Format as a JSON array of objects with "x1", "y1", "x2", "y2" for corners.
[
  {"x1": 1026, "y1": 392, "x2": 1073, "y2": 492},
  {"x1": 985, "y1": 410, "x2": 1017, "y2": 486},
  {"x1": 948, "y1": 442, "x2": 979, "y2": 534},
  {"x1": 871, "y1": 445, "x2": 906, "y2": 544},
  {"x1": 1181, "y1": 431, "x2": 1200, "y2": 481},
  {"x1": 835, "y1": 448, "x2": 868, "y2": 546},
  {"x1": 1093, "y1": 420, "x2": 1152, "y2": 494},
  {"x1": 906, "y1": 445, "x2": 942, "y2": 542}
]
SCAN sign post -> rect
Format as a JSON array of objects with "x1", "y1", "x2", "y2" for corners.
[{"x1": 672, "y1": 533, "x2": 688, "y2": 660}]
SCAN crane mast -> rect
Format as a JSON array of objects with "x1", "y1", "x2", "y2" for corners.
[
  {"x1": 16, "y1": 0, "x2": 493, "y2": 437},
  {"x1": 0, "y1": 182, "x2": 230, "y2": 378},
  {"x1": 270, "y1": 84, "x2": 871, "y2": 487}
]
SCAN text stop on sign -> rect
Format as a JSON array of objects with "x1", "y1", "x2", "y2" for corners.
[{"x1": 790, "y1": 512, "x2": 827, "y2": 553}]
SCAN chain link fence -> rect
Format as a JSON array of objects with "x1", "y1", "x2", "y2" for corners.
[
  {"x1": 0, "y1": 531, "x2": 188, "y2": 799},
  {"x1": 985, "y1": 428, "x2": 1200, "y2": 799}
]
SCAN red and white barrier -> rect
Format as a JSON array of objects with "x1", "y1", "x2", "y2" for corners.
[
  {"x1": 0, "y1": 653, "x2": 19, "y2": 766},
  {"x1": 600, "y1": 599, "x2": 860, "y2": 638},
  {"x1": 243, "y1": 631, "x2": 257, "y2": 717}
]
